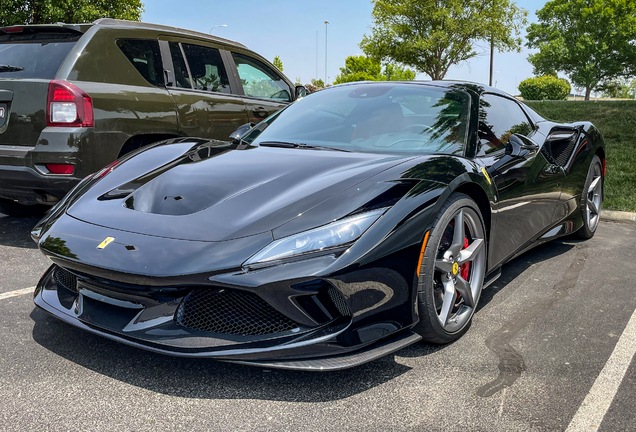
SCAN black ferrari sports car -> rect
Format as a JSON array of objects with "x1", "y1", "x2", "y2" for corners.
[{"x1": 31, "y1": 81, "x2": 605, "y2": 371}]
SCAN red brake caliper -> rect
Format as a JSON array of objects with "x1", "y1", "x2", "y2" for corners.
[{"x1": 460, "y1": 237, "x2": 470, "y2": 280}]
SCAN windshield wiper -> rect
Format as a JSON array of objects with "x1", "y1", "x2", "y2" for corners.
[
  {"x1": 0, "y1": 64, "x2": 24, "y2": 72},
  {"x1": 259, "y1": 141, "x2": 350, "y2": 152}
]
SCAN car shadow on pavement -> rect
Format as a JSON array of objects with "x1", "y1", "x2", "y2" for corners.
[
  {"x1": 0, "y1": 215, "x2": 40, "y2": 249},
  {"x1": 30, "y1": 307, "x2": 414, "y2": 402},
  {"x1": 475, "y1": 238, "x2": 578, "y2": 315},
  {"x1": 28, "y1": 238, "x2": 580, "y2": 402}
]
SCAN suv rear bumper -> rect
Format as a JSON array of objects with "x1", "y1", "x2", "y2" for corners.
[
  {"x1": 0, "y1": 127, "x2": 92, "y2": 204},
  {"x1": 0, "y1": 164, "x2": 80, "y2": 204}
]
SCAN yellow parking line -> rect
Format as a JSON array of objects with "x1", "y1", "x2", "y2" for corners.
[{"x1": 0, "y1": 287, "x2": 35, "y2": 301}]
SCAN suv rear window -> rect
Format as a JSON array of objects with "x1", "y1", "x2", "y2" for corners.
[
  {"x1": 116, "y1": 39, "x2": 164, "y2": 87},
  {"x1": 0, "y1": 32, "x2": 79, "y2": 79}
]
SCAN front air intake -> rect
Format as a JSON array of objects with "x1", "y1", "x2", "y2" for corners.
[
  {"x1": 53, "y1": 266, "x2": 78, "y2": 293},
  {"x1": 175, "y1": 288, "x2": 299, "y2": 336}
]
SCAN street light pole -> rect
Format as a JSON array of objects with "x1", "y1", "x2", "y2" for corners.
[
  {"x1": 209, "y1": 24, "x2": 227, "y2": 33},
  {"x1": 489, "y1": 34, "x2": 494, "y2": 86},
  {"x1": 324, "y1": 21, "x2": 329, "y2": 85}
]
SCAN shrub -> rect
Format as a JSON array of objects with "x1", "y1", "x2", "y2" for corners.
[{"x1": 518, "y1": 76, "x2": 571, "y2": 100}]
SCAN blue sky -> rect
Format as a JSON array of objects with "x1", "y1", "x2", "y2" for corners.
[{"x1": 143, "y1": 0, "x2": 548, "y2": 95}]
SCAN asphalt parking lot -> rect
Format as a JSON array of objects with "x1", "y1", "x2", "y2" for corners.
[{"x1": 1, "y1": 213, "x2": 635, "y2": 431}]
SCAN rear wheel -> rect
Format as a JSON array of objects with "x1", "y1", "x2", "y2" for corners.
[
  {"x1": 0, "y1": 199, "x2": 48, "y2": 218},
  {"x1": 575, "y1": 155, "x2": 603, "y2": 239},
  {"x1": 414, "y1": 193, "x2": 487, "y2": 344}
]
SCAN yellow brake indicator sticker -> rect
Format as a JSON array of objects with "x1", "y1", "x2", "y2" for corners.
[
  {"x1": 97, "y1": 237, "x2": 115, "y2": 249},
  {"x1": 481, "y1": 167, "x2": 492, "y2": 184}
]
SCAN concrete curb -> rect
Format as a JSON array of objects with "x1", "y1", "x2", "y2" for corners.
[{"x1": 601, "y1": 210, "x2": 636, "y2": 225}]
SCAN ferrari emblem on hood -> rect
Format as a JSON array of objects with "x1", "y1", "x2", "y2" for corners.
[{"x1": 97, "y1": 237, "x2": 115, "y2": 249}]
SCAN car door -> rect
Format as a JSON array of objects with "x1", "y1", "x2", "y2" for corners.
[
  {"x1": 476, "y1": 93, "x2": 564, "y2": 267},
  {"x1": 228, "y1": 51, "x2": 292, "y2": 123},
  {"x1": 158, "y1": 38, "x2": 249, "y2": 140}
]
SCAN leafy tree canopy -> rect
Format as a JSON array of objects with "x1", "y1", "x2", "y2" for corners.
[
  {"x1": 333, "y1": 55, "x2": 415, "y2": 84},
  {"x1": 273, "y1": 55, "x2": 283, "y2": 72},
  {"x1": 0, "y1": 0, "x2": 144, "y2": 26},
  {"x1": 599, "y1": 78, "x2": 636, "y2": 99},
  {"x1": 526, "y1": 0, "x2": 636, "y2": 100},
  {"x1": 311, "y1": 78, "x2": 325, "y2": 88},
  {"x1": 359, "y1": 0, "x2": 527, "y2": 80}
]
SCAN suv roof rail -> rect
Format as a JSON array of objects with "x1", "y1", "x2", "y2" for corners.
[
  {"x1": 0, "y1": 23, "x2": 90, "y2": 34},
  {"x1": 91, "y1": 18, "x2": 247, "y2": 49}
]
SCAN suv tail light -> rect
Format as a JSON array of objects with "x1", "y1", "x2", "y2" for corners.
[
  {"x1": 45, "y1": 164, "x2": 74, "y2": 175},
  {"x1": 47, "y1": 80, "x2": 94, "y2": 127},
  {"x1": 1, "y1": 26, "x2": 23, "y2": 33}
]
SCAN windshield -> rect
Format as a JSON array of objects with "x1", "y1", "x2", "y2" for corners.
[
  {"x1": 0, "y1": 33, "x2": 79, "y2": 79},
  {"x1": 249, "y1": 83, "x2": 470, "y2": 155}
]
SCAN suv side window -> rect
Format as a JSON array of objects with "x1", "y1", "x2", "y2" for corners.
[
  {"x1": 232, "y1": 53, "x2": 291, "y2": 102},
  {"x1": 477, "y1": 94, "x2": 533, "y2": 156},
  {"x1": 181, "y1": 43, "x2": 231, "y2": 93},
  {"x1": 168, "y1": 42, "x2": 191, "y2": 89},
  {"x1": 116, "y1": 39, "x2": 164, "y2": 87}
]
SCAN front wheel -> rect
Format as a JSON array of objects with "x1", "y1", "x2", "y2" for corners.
[{"x1": 413, "y1": 193, "x2": 487, "y2": 344}]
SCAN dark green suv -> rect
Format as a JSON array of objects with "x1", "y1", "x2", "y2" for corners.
[{"x1": 0, "y1": 19, "x2": 303, "y2": 216}]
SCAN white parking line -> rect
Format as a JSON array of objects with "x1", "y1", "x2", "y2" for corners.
[
  {"x1": 0, "y1": 287, "x2": 35, "y2": 301},
  {"x1": 565, "y1": 307, "x2": 636, "y2": 431}
]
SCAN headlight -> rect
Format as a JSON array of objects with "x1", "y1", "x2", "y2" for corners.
[{"x1": 244, "y1": 208, "x2": 387, "y2": 269}]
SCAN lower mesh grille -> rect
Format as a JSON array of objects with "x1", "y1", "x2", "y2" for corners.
[
  {"x1": 175, "y1": 288, "x2": 299, "y2": 336},
  {"x1": 54, "y1": 267, "x2": 78, "y2": 293},
  {"x1": 328, "y1": 286, "x2": 351, "y2": 317}
]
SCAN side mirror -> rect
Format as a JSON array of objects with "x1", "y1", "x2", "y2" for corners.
[
  {"x1": 488, "y1": 134, "x2": 539, "y2": 176},
  {"x1": 295, "y1": 85, "x2": 308, "y2": 100},
  {"x1": 229, "y1": 122, "x2": 256, "y2": 144}
]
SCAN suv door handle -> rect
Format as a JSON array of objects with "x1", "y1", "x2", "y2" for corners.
[{"x1": 252, "y1": 107, "x2": 269, "y2": 118}]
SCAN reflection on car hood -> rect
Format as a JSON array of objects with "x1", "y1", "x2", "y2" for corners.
[{"x1": 67, "y1": 141, "x2": 414, "y2": 241}]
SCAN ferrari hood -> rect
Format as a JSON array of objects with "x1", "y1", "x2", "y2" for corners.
[{"x1": 67, "y1": 141, "x2": 414, "y2": 242}]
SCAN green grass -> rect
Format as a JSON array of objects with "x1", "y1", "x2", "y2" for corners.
[{"x1": 525, "y1": 100, "x2": 636, "y2": 213}]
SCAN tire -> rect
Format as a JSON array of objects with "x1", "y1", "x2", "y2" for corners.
[
  {"x1": 413, "y1": 193, "x2": 487, "y2": 344},
  {"x1": 574, "y1": 155, "x2": 603, "y2": 239},
  {"x1": 0, "y1": 199, "x2": 48, "y2": 218}
]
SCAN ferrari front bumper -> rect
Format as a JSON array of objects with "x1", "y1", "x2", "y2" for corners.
[{"x1": 34, "y1": 265, "x2": 420, "y2": 371}]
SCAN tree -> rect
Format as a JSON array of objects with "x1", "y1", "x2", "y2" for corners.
[
  {"x1": 383, "y1": 63, "x2": 416, "y2": 81},
  {"x1": 599, "y1": 78, "x2": 636, "y2": 99},
  {"x1": 526, "y1": 0, "x2": 636, "y2": 100},
  {"x1": 272, "y1": 55, "x2": 284, "y2": 72},
  {"x1": 334, "y1": 55, "x2": 382, "y2": 83},
  {"x1": 333, "y1": 55, "x2": 415, "y2": 84},
  {"x1": 311, "y1": 78, "x2": 325, "y2": 88},
  {"x1": 484, "y1": 0, "x2": 528, "y2": 85},
  {"x1": 0, "y1": 0, "x2": 144, "y2": 26},
  {"x1": 360, "y1": 0, "x2": 526, "y2": 81}
]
